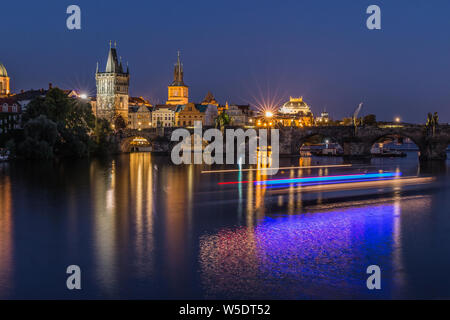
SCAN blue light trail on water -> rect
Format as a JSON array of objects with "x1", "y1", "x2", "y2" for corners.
[
  {"x1": 262, "y1": 177, "x2": 402, "y2": 190},
  {"x1": 254, "y1": 172, "x2": 402, "y2": 186}
]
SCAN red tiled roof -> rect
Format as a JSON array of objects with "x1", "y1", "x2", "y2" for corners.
[{"x1": 0, "y1": 97, "x2": 18, "y2": 105}]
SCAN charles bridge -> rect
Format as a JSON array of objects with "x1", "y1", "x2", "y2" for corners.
[{"x1": 116, "y1": 124, "x2": 450, "y2": 161}]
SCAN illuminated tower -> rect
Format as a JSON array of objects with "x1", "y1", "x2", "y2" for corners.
[
  {"x1": 0, "y1": 62, "x2": 10, "y2": 97},
  {"x1": 166, "y1": 51, "x2": 188, "y2": 105},
  {"x1": 95, "y1": 42, "x2": 130, "y2": 122}
]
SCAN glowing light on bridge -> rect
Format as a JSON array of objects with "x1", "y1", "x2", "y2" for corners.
[
  {"x1": 130, "y1": 137, "x2": 151, "y2": 146},
  {"x1": 246, "y1": 82, "x2": 286, "y2": 117}
]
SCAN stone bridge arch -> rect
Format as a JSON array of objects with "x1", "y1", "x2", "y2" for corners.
[
  {"x1": 118, "y1": 128, "x2": 170, "y2": 153},
  {"x1": 120, "y1": 135, "x2": 153, "y2": 152},
  {"x1": 360, "y1": 130, "x2": 427, "y2": 156},
  {"x1": 351, "y1": 125, "x2": 449, "y2": 160},
  {"x1": 280, "y1": 126, "x2": 353, "y2": 155}
]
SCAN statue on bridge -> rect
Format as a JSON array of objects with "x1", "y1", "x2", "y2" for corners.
[
  {"x1": 426, "y1": 113, "x2": 432, "y2": 127},
  {"x1": 426, "y1": 112, "x2": 439, "y2": 136},
  {"x1": 433, "y1": 112, "x2": 439, "y2": 126},
  {"x1": 352, "y1": 102, "x2": 363, "y2": 135}
]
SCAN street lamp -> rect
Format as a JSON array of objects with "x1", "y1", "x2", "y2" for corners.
[
  {"x1": 395, "y1": 117, "x2": 401, "y2": 123},
  {"x1": 265, "y1": 111, "x2": 273, "y2": 118}
]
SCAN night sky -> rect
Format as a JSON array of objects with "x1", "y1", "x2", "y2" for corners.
[{"x1": 1, "y1": 0, "x2": 450, "y2": 122}]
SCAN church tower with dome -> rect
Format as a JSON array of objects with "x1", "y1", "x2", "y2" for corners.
[
  {"x1": 0, "y1": 62, "x2": 10, "y2": 97},
  {"x1": 279, "y1": 97, "x2": 312, "y2": 115},
  {"x1": 95, "y1": 42, "x2": 130, "y2": 122}
]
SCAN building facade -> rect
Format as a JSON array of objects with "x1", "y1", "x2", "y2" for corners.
[
  {"x1": 128, "y1": 96, "x2": 152, "y2": 129},
  {"x1": 316, "y1": 111, "x2": 330, "y2": 125},
  {"x1": 128, "y1": 105, "x2": 152, "y2": 130},
  {"x1": 274, "y1": 114, "x2": 314, "y2": 127},
  {"x1": 0, "y1": 98, "x2": 21, "y2": 134},
  {"x1": 152, "y1": 105, "x2": 176, "y2": 127},
  {"x1": 279, "y1": 96, "x2": 311, "y2": 115},
  {"x1": 95, "y1": 44, "x2": 130, "y2": 122},
  {"x1": 166, "y1": 52, "x2": 188, "y2": 105},
  {"x1": 0, "y1": 63, "x2": 10, "y2": 97},
  {"x1": 204, "y1": 104, "x2": 219, "y2": 126},
  {"x1": 227, "y1": 105, "x2": 246, "y2": 126},
  {"x1": 175, "y1": 103, "x2": 205, "y2": 126},
  {"x1": 271, "y1": 96, "x2": 314, "y2": 127}
]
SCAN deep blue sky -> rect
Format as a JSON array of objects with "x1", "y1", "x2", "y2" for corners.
[{"x1": 1, "y1": 0, "x2": 450, "y2": 122}]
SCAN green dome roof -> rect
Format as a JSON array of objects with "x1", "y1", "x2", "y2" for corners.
[{"x1": 0, "y1": 63, "x2": 7, "y2": 77}]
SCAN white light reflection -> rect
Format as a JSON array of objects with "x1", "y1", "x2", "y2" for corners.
[{"x1": 93, "y1": 159, "x2": 117, "y2": 295}]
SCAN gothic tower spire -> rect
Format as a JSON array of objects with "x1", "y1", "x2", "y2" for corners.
[
  {"x1": 177, "y1": 50, "x2": 181, "y2": 75},
  {"x1": 105, "y1": 43, "x2": 120, "y2": 73},
  {"x1": 166, "y1": 51, "x2": 188, "y2": 105},
  {"x1": 95, "y1": 43, "x2": 130, "y2": 122},
  {"x1": 172, "y1": 50, "x2": 184, "y2": 86}
]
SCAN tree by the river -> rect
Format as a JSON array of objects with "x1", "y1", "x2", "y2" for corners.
[
  {"x1": 10, "y1": 88, "x2": 113, "y2": 159},
  {"x1": 215, "y1": 111, "x2": 231, "y2": 131}
]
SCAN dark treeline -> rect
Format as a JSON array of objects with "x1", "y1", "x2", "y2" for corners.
[{"x1": 6, "y1": 88, "x2": 116, "y2": 159}]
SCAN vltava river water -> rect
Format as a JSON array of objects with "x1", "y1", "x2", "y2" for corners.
[{"x1": 1, "y1": 152, "x2": 450, "y2": 299}]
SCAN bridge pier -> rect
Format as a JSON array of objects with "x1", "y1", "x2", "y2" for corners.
[
  {"x1": 342, "y1": 141, "x2": 371, "y2": 159},
  {"x1": 279, "y1": 129, "x2": 296, "y2": 155},
  {"x1": 419, "y1": 141, "x2": 448, "y2": 161}
]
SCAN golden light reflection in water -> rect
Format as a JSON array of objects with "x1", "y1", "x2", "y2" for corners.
[
  {"x1": 0, "y1": 175, "x2": 13, "y2": 297},
  {"x1": 254, "y1": 151, "x2": 268, "y2": 220},
  {"x1": 130, "y1": 153, "x2": 154, "y2": 278},
  {"x1": 91, "y1": 153, "x2": 155, "y2": 294},
  {"x1": 91, "y1": 159, "x2": 118, "y2": 293},
  {"x1": 163, "y1": 162, "x2": 194, "y2": 292}
]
